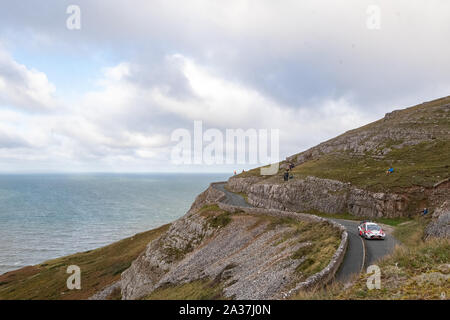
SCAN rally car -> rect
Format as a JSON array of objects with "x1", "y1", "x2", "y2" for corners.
[{"x1": 358, "y1": 221, "x2": 385, "y2": 240}]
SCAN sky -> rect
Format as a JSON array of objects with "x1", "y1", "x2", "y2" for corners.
[{"x1": 0, "y1": 0, "x2": 449, "y2": 173}]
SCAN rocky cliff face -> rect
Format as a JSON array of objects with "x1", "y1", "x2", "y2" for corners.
[
  {"x1": 228, "y1": 97, "x2": 449, "y2": 224},
  {"x1": 117, "y1": 97, "x2": 449, "y2": 300},
  {"x1": 287, "y1": 98, "x2": 450, "y2": 167},
  {"x1": 119, "y1": 185, "x2": 345, "y2": 300},
  {"x1": 120, "y1": 186, "x2": 223, "y2": 299},
  {"x1": 425, "y1": 201, "x2": 450, "y2": 239},
  {"x1": 228, "y1": 177, "x2": 449, "y2": 218}
]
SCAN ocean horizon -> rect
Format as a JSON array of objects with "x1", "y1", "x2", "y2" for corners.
[{"x1": 0, "y1": 173, "x2": 231, "y2": 275}]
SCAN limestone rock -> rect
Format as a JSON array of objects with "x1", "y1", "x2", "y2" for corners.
[{"x1": 425, "y1": 201, "x2": 450, "y2": 239}]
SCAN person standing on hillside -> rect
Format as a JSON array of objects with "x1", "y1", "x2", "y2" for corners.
[{"x1": 283, "y1": 169, "x2": 289, "y2": 181}]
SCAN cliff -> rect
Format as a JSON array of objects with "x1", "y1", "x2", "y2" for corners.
[
  {"x1": 117, "y1": 96, "x2": 448, "y2": 300},
  {"x1": 2, "y1": 96, "x2": 447, "y2": 300},
  {"x1": 425, "y1": 201, "x2": 450, "y2": 239},
  {"x1": 228, "y1": 96, "x2": 450, "y2": 224},
  {"x1": 118, "y1": 185, "x2": 346, "y2": 300}
]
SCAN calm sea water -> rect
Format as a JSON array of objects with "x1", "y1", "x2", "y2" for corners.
[{"x1": 0, "y1": 173, "x2": 230, "y2": 275}]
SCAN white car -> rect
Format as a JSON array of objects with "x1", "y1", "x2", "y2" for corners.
[{"x1": 358, "y1": 221, "x2": 386, "y2": 240}]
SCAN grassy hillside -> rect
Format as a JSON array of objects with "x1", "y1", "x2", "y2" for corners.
[
  {"x1": 338, "y1": 226, "x2": 449, "y2": 300},
  {"x1": 291, "y1": 140, "x2": 450, "y2": 192},
  {"x1": 235, "y1": 96, "x2": 450, "y2": 193},
  {"x1": 0, "y1": 224, "x2": 169, "y2": 300},
  {"x1": 293, "y1": 216, "x2": 450, "y2": 300}
]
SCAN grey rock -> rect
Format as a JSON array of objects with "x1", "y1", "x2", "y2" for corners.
[
  {"x1": 425, "y1": 201, "x2": 450, "y2": 239},
  {"x1": 227, "y1": 176, "x2": 410, "y2": 218}
]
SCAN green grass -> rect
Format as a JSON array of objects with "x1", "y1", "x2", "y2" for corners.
[
  {"x1": 346, "y1": 219, "x2": 450, "y2": 300},
  {"x1": 208, "y1": 212, "x2": 232, "y2": 228},
  {"x1": 291, "y1": 140, "x2": 450, "y2": 192},
  {"x1": 393, "y1": 216, "x2": 430, "y2": 247},
  {"x1": 265, "y1": 216, "x2": 342, "y2": 280},
  {"x1": 0, "y1": 224, "x2": 170, "y2": 300},
  {"x1": 337, "y1": 238, "x2": 450, "y2": 300},
  {"x1": 305, "y1": 210, "x2": 411, "y2": 227},
  {"x1": 235, "y1": 139, "x2": 449, "y2": 193},
  {"x1": 198, "y1": 204, "x2": 222, "y2": 214},
  {"x1": 234, "y1": 161, "x2": 287, "y2": 178},
  {"x1": 145, "y1": 279, "x2": 226, "y2": 300},
  {"x1": 293, "y1": 216, "x2": 450, "y2": 300},
  {"x1": 290, "y1": 221, "x2": 342, "y2": 279},
  {"x1": 198, "y1": 204, "x2": 233, "y2": 228},
  {"x1": 234, "y1": 96, "x2": 450, "y2": 192}
]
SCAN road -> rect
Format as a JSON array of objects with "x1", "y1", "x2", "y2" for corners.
[
  {"x1": 213, "y1": 182, "x2": 397, "y2": 283},
  {"x1": 214, "y1": 183, "x2": 252, "y2": 208},
  {"x1": 330, "y1": 218, "x2": 396, "y2": 282}
]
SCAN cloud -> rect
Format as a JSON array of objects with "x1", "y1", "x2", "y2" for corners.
[
  {"x1": 57, "y1": 54, "x2": 372, "y2": 164},
  {"x1": 3, "y1": 0, "x2": 449, "y2": 108},
  {"x1": 0, "y1": 46, "x2": 58, "y2": 112},
  {"x1": 0, "y1": 1, "x2": 449, "y2": 171},
  {"x1": 0, "y1": 129, "x2": 30, "y2": 149},
  {"x1": 0, "y1": 47, "x2": 373, "y2": 171}
]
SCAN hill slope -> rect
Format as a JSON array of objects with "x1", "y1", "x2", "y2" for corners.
[{"x1": 229, "y1": 96, "x2": 450, "y2": 219}]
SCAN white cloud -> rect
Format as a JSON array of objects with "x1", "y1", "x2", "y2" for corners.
[
  {"x1": 64, "y1": 55, "x2": 372, "y2": 165},
  {"x1": 0, "y1": 46, "x2": 58, "y2": 112},
  {"x1": 0, "y1": 48, "x2": 373, "y2": 171},
  {"x1": 0, "y1": 1, "x2": 449, "y2": 172}
]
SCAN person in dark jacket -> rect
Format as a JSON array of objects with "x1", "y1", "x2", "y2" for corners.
[{"x1": 283, "y1": 170, "x2": 289, "y2": 181}]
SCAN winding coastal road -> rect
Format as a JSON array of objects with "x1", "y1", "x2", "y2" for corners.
[
  {"x1": 213, "y1": 182, "x2": 396, "y2": 283},
  {"x1": 330, "y1": 218, "x2": 396, "y2": 282}
]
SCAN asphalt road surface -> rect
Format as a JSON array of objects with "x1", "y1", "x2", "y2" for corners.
[
  {"x1": 213, "y1": 182, "x2": 397, "y2": 283},
  {"x1": 214, "y1": 182, "x2": 252, "y2": 208}
]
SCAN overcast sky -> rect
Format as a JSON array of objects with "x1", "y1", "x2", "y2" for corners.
[{"x1": 0, "y1": 0, "x2": 449, "y2": 173}]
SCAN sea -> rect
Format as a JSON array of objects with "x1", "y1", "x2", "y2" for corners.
[{"x1": 0, "y1": 173, "x2": 230, "y2": 275}]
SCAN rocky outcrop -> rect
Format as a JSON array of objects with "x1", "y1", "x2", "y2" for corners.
[
  {"x1": 118, "y1": 184, "x2": 347, "y2": 300},
  {"x1": 121, "y1": 186, "x2": 221, "y2": 300},
  {"x1": 233, "y1": 99, "x2": 449, "y2": 220},
  {"x1": 227, "y1": 176, "x2": 410, "y2": 218},
  {"x1": 425, "y1": 201, "x2": 450, "y2": 239},
  {"x1": 117, "y1": 97, "x2": 449, "y2": 300},
  {"x1": 287, "y1": 100, "x2": 450, "y2": 166},
  {"x1": 226, "y1": 177, "x2": 260, "y2": 193},
  {"x1": 89, "y1": 281, "x2": 121, "y2": 300},
  {"x1": 226, "y1": 174, "x2": 450, "y2": 219},
  {"x1": 214, "y1": 203, "x2": 348, "y2": 299},
  {"x1": 156, "y1": 215, "x2": 307, "y2": 300}
]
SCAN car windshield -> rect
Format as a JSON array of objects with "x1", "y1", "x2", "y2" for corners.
[{"x1": 367, "y1": 224, "x2": 381, "y2": 231}]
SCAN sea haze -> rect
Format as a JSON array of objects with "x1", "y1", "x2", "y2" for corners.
[{"x1": 0, "y1": 173, "x2": 230, "y2": 275}]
